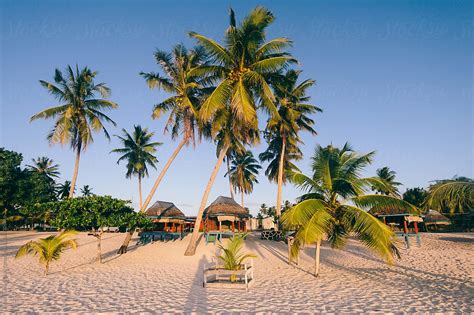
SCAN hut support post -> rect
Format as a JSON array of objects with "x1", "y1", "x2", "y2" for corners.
[
  {"x1": 232, "y1": 221, "x2": 235, "y2": 233},
  {"x1": 403, "y1": 220, "x2": 408, "y2": 234}
]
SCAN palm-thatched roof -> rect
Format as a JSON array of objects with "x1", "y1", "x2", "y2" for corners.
[
  {"x1": 203, "y1": 196, "x2": 249, "y2": 218},
  {"x1": 424, "y1": 210, "x2": 451, "y2": 225},
  {"x1": 146, "y1": 201, "x2": 185, "y2": 219}
]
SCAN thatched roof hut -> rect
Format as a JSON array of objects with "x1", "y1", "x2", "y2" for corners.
[
  {"x1": 203, "y1": 196, "x2": 249, "y2": 218},
  {"x1": 424, "y1": 210, "x2": 451, "y2": 225},
  {"x1": 146, "y1": 201, "x2": 185, "y2": 220}
]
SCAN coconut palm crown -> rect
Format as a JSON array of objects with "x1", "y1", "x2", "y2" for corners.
[
  {"x1": 31, "y1": 65, "x2": 118, "y2": 198},
  {"x1": 26, "y1": 157, "x2": 60, "y2": 180},
  {"x1": 189, "y1": 6, "x2": 296, "y2": 130},
  {"x1": 227, "y1": 150, "x2": 262, "y2": 206},
  {"x1": 282, "y1": 143, "x2": 418, "y2": 275},
  {"x1": 111, "y1": 125, "x2": 162, "y2": 208}
]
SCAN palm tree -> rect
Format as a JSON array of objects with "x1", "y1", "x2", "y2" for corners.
[
  {"x1": 80, "y1": 185, "x2": 93, "y2": 197},
  {"x1": 374, "y1": 167, "x2": 402, "y2": 196},
  {"x1": 31, "y1": 65, "x2": 118, "y2": 198},
  {"x1": 260, "y1": 70, "x2": 321, "y2": 227},
  {"x1": 57, "y1": 181, "x2": 73, "y2": 200},
  {"x1": 425, "y1": 176, "x2": 473, "y2": 214},
  {"x1": 216, "y1": 233, "x2": 256, "y2": 282},
  {"x1": 15, "y1": 230, "x2": 78, "y2": 275},
  {"x1": 227, "y1": 150, "x2": 261, "y2": 207},
  {"x1": 116, "y1": 45, "x2": 208, "y2": 254},
  {"x1": 282, "y1": 144, "x2": 418, "y2": 277},
  {"x1": 111, "y1": 125, "x2": 162, "y2": 208},
  {"x1": 26, "y1": 157, "x2": 60, "y2": 180},
  {"x1": 184, "y1": 6, "x2": 294, "y2": 256}
]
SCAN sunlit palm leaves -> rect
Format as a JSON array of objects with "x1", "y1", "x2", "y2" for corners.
[
  {"x1": 425, "y1": 177, "x2": 473, "y2": 214},
  {"x1": 140, "y1": 45, "x2": 209, "y2": 144},
  {"x1": 189, "y1": 6, "x2": 296, "y2": 130},
  {"x1": 31, "y1": 65, "x2": 117, "y2": 150},
  {"x1": 216, "y1": 233, "x2": 256, "y2": 271},
  {"x1": 282, "y1": 144, "x2": 416, "y2": 267},
  {"x1": 15, "y1": 230, "x2": 78, "y2": 275}
]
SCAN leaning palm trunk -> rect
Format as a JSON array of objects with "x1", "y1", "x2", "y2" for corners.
[
  {"x1": 275, "y1": 137, "x2": 286, "y2": 229},
  {"x1": 69, "y1": 148, "x2": 81, "y2": 198},
  {"x1": 185, "y1": 145, "x2": 229, "y2": 256},
  {"x1": 227, "y1": 157, "x2": 235, "y2": 199},
  {"x1": 314, "y1": 238, "x2": 321, "y2": 277},
  {"x1": 117, "y1": 137, "x2": 187, "y2": 254}
]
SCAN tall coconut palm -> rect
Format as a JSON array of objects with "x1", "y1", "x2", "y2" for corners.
[
  {"x1": 116, "y1": 45, "x2": 208, "y2": 254},
  {"x1": 261, "y1": 70, "x2": 321, "y2": 226},
  {"x1": 31, "y1": 65, "x2": 118, "y2": 198},
  {"x1": 282, "y1": 144, "x2": 418, "y2": 277},
  {"x1": 111, "y1": 125, "x2": 162, "y2": 208},
  {"x1": 374, "y1": 166, "x2": 402, "y2": 196},
  {"x1": 15, "y1": 230, "x2": 78, "y2": 275},
  {"x1": 26, "y1": 157, "x2": 60, "y2": 180},
  {"x1": 184, "y1": 6, "x2": 294, "y2": 255},
  {"x1": 227, "y1": 150, "x2": 261, "y2": 207}
]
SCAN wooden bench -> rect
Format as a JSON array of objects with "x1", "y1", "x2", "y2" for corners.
[{"x1": 203, "y1": 259, "x2": 254, "y2": 291}]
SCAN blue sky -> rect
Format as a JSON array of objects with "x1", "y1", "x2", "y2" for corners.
[{"x1": 1, "y1": 0, "x2": 472, "y2": 215}]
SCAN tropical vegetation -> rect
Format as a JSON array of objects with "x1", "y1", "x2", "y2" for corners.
[
  {"x1": 282, "y1": 144, "x2": 418, "y2": 276},
  {"x1": 111, "y1": 125, "x2": 161, "y2": 208},
  {"x1": 216, "y1": 233, "x2": 256, "y2": 282},
  {"x1": 373, "y1": 166, "x2": 402, "y2": 196},
  {"x1": 227, "y1": 150, "x2": 261, "y2": 207},
  {"x1": 31, "y1": 65, "x2": 118, "y2": 198},
  {"x1": 185, "y1": 6, "x2": 295, "y2": 256},
  {"x1": 15, "y1": 230, "x2": 78, "y2": 275}
]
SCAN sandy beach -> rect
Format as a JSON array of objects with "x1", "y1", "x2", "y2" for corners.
[{"x1": 2, "y1": 231, "x2": 473, "y2": 313}]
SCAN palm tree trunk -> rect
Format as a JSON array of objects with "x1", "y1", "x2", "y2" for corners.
[
  {"x1": 138, "y1": 175, "x2": 143, "y2": 209},
  {"x1": 117, "y1": 137, "x2": 187, "y2": 254},
  {"x1": 241, "y1": 193, "x2": 244, "y2": 208},
  {"x1": 227, "y1": 156, "x2": 234, "y2": 199},
  {"x1": 314, "y1": 239, "x2": 321, "y2": 277},
  {"x1": 69, "y1": 146, "x2": 81, "y2": 198},
  {"x1": 44, "y1": 262, "x2": 49, "y2": 276},
  {"x1": 185, "y1": 145, "x2": 229, "y2": 256},
  {"x1": 275, "y1": 137, "x2": 286, "y2": 229},
  {"x1": 97, "y1": 232, "x2": 102, "y2": 264}
]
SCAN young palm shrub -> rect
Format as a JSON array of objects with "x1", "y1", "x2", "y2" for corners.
[
  {"x1": 185, "y1": 6, "x2": 294, "y2": 256},
  {"x1": 31, "y1": 65, "x2": 118, "y2": 198},
  {"x1": 227, "y1": 150, "x2": 261, "y2": 207},
  {"x1": 216, "y1": 233, "x2": 256, "y2": 282},
  {"x1": 282, "y1": 143, "x2": 418, "y2": 277},
  {"x1": 15, "y1": 230, "x2": 78, "y2": 275}
]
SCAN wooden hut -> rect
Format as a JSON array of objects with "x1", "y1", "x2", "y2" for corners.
[
  {"x1": 202, "y1": 196, "x2": 249, "y2": 232},
  {"x1": 145, "y1": 201, "x2": 186, "y2": 233},
  {"x1": 423, "y1": 210, "x2": 451, "y2": 231}
]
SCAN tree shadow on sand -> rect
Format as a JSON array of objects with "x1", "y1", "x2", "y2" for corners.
[{"x1": 183, "y1": 254, "x2": 210, "y2": 313}]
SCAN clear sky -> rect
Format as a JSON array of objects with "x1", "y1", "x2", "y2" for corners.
[{"x1": 1, "y1": 0, "x2": 472, "y2": 215}]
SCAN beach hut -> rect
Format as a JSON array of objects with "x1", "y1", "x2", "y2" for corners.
[
  {"x1": 202, "y1": 196, "x2": 249, "y2": 233},
  {"x1": 145, "y1": 201, "x2": 186, "y2": 233},
  {"x1": 423, "y1": 210, "x2": 451, "y2": 231}
]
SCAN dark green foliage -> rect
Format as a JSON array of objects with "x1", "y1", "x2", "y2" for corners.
[
  {"x1": 403, "y1": 187, "x2": 428, "y2": 209},
  {"x1": 49, "y1": 195, "x2": 152, "y2": 231}
]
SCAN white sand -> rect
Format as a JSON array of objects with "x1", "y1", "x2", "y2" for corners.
[{"x1": 1, "y1": 231, "x2": 473, "y2": 313}]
